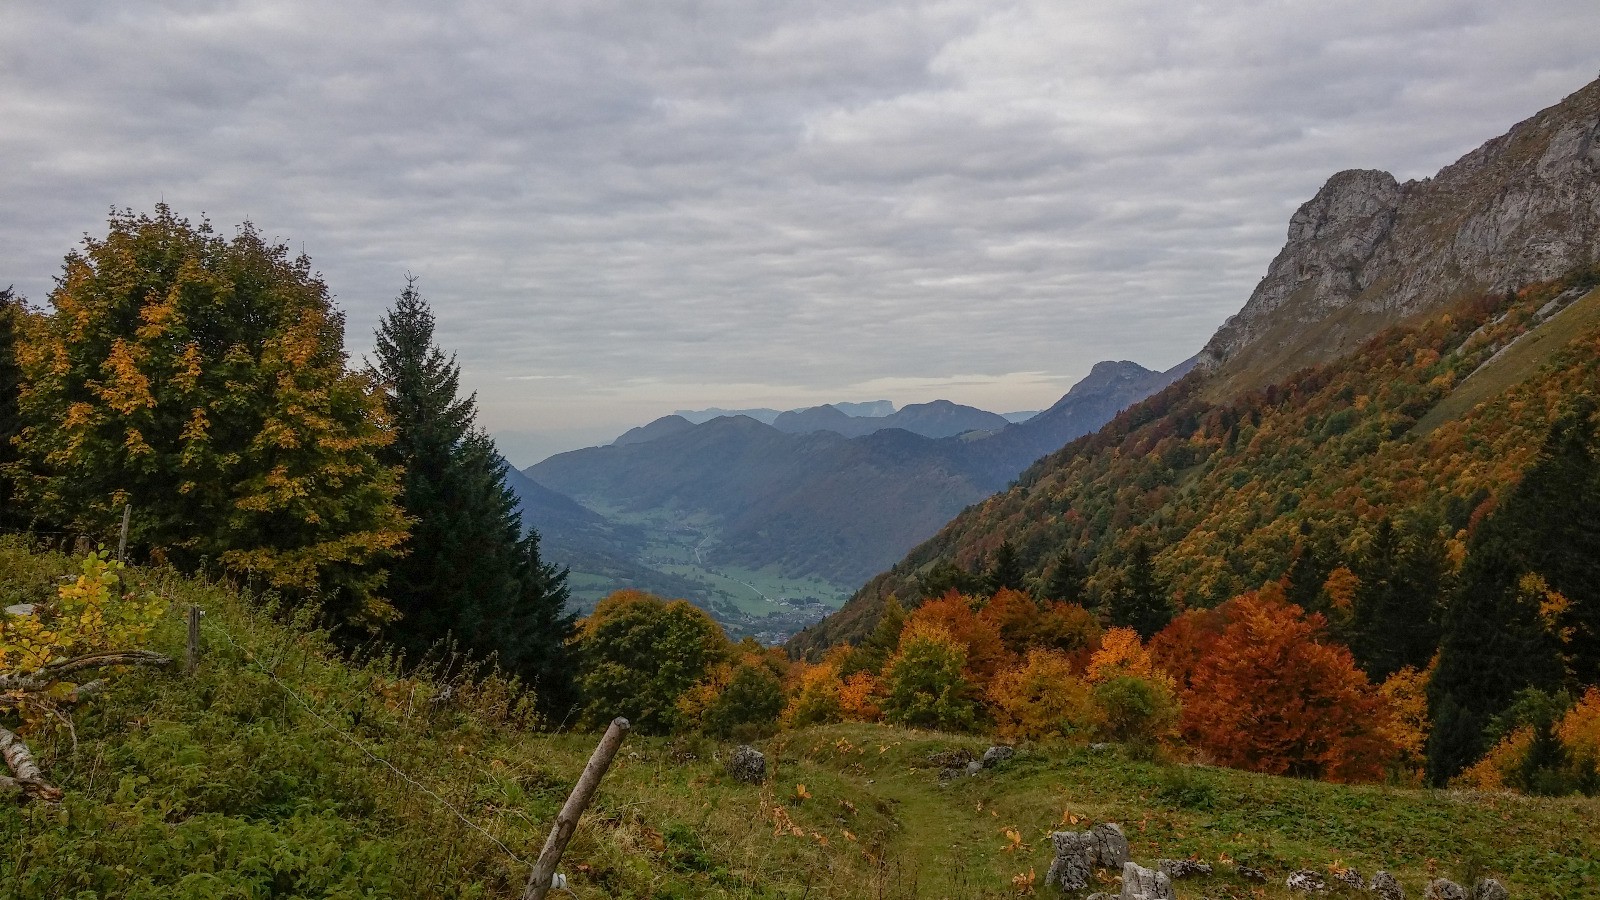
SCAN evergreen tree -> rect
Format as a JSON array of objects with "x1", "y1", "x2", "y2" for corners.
[
  {"x1": 987, "y1": 540, "x2": 1026, "y2": 593},
  {"x1": 1426, "y1": 404, "x2": 1595, "y2": 783},
  {"x1": 1348, "y1": 517, "x2": 1445, "y2": 681},
  {"x1": 371, "y1": 280, "x2": 574, "y2": 706},
  {"x1": 841, "y1": 595, "x2": 906, "y2": 677},
  {"x1": 0, "y1": 288, "x2": 24, "y2": 529},
  {"x1": 1109, "y1": 540, "x2": 1173, "y2": 639},
  {"x1": 1283, "y1": 521, "x2": 1331, "y2": 613},
  {"x1": 13, "y1": 207, "x2": 406, "y2": 623},
  {"x1": 1041, "y1": 549, "x2": 1088, "y2": 606}
]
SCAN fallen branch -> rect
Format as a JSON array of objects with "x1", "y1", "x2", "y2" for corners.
[
  {"x1": 0, "y1": 725, "x2": 61, "y2": 802},
  {"x1": 0, "y1": 650, "x2": 173, "y2": 693}
]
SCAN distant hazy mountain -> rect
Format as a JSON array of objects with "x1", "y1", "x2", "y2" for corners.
[
  {"x1": 674, "y1": 406, "x2": 782, "y2": 424},
  {"x1": 1001, "y1": 410, "x2": 1039, "y2": 423},
  {"x1": 834, "y1": 400, "x2": 895, "y2": 417},
  {"x1": 612, "y1": 414, "x2": 696, "y2": 446},
  {"x1": 527, "y1": 360, "x2": 1184, "y2": 586}
]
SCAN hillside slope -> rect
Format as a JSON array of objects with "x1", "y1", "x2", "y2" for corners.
[{"x1": 3, "y1": 541, "x2": 1595, "y2": 899}]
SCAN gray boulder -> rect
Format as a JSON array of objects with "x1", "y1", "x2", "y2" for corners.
[
  {"x1": 1286, "y1": 869, "x2": 1329, "y2": 893},
  {"x1": 1370, "y1": 871, "x2": 1405, "y2": 900},
  {"x1": 964, "y1": 760, "x2": 983, "y2": 777},
  {"x1": 1471, "y1": 878, "x2": 1508, "y2": 900},
  {"x1": 982, "y1": 745, "x2": 1016, "y2": 767},
  {"x1": 1237, "y1": 864, "x2": 1267, "y2": 883},
  {"x1": 1334, "y1": 868, "x2": 1365, "y2": 890},
  {"x1": 1425, "y1": 880, "x2": 1467, "y2": 900},
  {"x1": 726, "y1": 745, "x2": 765, "y2": 784},
  {"x1": 1089, "y1": 822, "x2": 1129, "y2": 868},
  {"x1": 1120, "y1": 862, "x2": 1177, "y2": 900},
  {"x1": 1159, "y1": 858, "x2": 1212, "y2": 879},
  {"x1": 1046, "y1": 832, "x2": 1095, "y2": 891}
]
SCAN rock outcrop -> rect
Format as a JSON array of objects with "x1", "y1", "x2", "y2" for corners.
[
  {"x1": 726, "y1": 745, "x2": 765, "y2": 784},
  {"x1": 1199, "y1": 78, "x2": 1600, "y2": 395}
]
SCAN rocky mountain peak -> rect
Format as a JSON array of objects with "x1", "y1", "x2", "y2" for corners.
[{"x1": 1198, "y1": 78, "x2": 1600, "y2": 394}]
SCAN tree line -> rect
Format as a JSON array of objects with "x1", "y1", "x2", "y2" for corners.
[{"x1": 0, "y1": 206, "x2": 574, "y2": 712}]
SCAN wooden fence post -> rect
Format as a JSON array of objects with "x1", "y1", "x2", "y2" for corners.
[
  {"x1": 522, "y1": 717, "x2": 630, "y2": 900},
  {"x1": 185, "y1": 606, "x2": 200, "y2": 674},
  {"x1": 116, "y1": 504, "x2": 131, "y2": 563}
]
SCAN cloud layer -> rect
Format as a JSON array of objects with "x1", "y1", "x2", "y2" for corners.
[{"x1": 3, "y1": 1, "x2": 1596, "y2": 464}]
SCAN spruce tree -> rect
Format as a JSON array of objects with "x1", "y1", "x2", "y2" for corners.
[
  {"x1": 1042, "y1": 549, "x2": 1088, "y2": 606},
  {"x1": 1283, "y1": 521, "x2": 1331, "y2": 613},
  {"x1": 371, "y1": 280, "x2": 574, "y2": 706},
  {"x1": 1109, "y1": 540, "x2": 1173, "y2": 638},
  {"x1": 987, "y1": 540, "x2": 1026, "y2": 593},
  {"x1": 1426, "y1": 404, "x2": 1595, "y2": 782},
  {"x1": 1348, "y1": 517, "x2": 1445, "y2": 681}
]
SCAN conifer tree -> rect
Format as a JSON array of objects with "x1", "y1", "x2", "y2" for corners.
[
  {"x1": 1109, "y1": 540, "x2": 1173, "y2": 639},
  {"x1": 987, "y1": 540, "x2": 1026, "y2": 593},
  {"x1": 13, "y1": 207, "x2": 406, "y2": 623},
  {"x1": 1283, "y1": 521, "x2": 1331, "y2": 613},
  {"x1": 371, "y1": 280, "x2": 574, "y2": 706},
  {"x1": 1041, "y1": 549, "x2": 1088, "y2": 606},
  {"x1": 1348, "y1": 517, "x2": 1445, "y2": 681},
  {"x1": 1426, "y1": 404, "x2": 1595, "y2": 782}
]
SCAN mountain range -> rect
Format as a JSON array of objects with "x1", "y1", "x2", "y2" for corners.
[
  {"x1": 791, "y1": 76, "x2": 1600, "y2": 654},
  {"x1": 518, "y1": 358, "x2": 1188, "y2": 622}
]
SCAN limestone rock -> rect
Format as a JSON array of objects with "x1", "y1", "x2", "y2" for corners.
[
  {"x1": 726, "y1": 745, "x2": 765, "y2": 784},
  {"x1": 1120, "y1": 862, "x2": 1176, "y2": 900},
  {"x1": 1425, "y1": 879, "x2": 1467, "y2": 900},
  {"x1": 1334, "y1": 868, "x2": 1365, "y2": 889},
  {"x1": 982, "y1": 745, "x2": 1016, "y2": 767},
  {"x1": 1045, "y1": 832, "x2": 1094, "y2": 891},
  {"x1": 926, "y1": 748, "x2": 976, "y2": 768},
  {"x1": 1471, "y1": 878, "x2": 1508, "y2": 900},
  {"x1": 937, "y1": 767, "x2": 965, "y2": 782},
  {"x1": 1089, "y1": 823, "x2": 1130, "y2": 868},
  {"x1": 1370, "y1": 871, "x2": 1406, "y2": 900},
  {"x1": 1237, "y1": 864, "x2": 1267, "y2": 883},
  {"x1": 1286, "y1": 869, "x2": 1329, "y2": 893},
  {"x1": 964, "y1": 760, "x2": 983, "y2": 776},
  {"x1": 1159, "y1": 858, "x2": 1212, "y2": 879},
  {"x1": 1197, "y1": 79, "x2": 1600, "y2": 393}
]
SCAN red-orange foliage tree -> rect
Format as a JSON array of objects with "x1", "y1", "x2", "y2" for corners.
[
  {"x1": 904, "y1": 591, "x2": 1008, "y2": 689},
  {"x1": 1182, "y1": 584, "x2": 1399, "y2": 782}
]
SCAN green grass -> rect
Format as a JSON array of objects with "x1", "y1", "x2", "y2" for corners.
[
  {"x1": 2, "y1": 541, "x2": 1595, "y2": 898},
  {"x1": 1414, "y1": 286, "x2": 1600, "y2": 435}
]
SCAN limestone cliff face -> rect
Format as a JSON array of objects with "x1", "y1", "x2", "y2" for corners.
[{"x1": 1199, "y1": 79, "x2": 1600, "y2": 393}]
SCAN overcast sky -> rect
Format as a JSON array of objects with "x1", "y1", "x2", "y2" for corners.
[{"x1": 3, "y1": 2, "x2": 1597, "y2": 465}]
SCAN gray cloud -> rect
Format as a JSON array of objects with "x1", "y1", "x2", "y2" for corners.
[{"x1": 2, "y1": 1, "x2": 1597, "y2": 465}]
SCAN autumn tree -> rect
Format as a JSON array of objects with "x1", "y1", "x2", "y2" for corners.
[
  {"x1": 370, "y1": 279, "x2": 574, "y2": 707},
  {"x1": 903, "y1": 591, "x2": 1007, "y2": 690},
  {"x1": 573, "y1": 590, "x2": 730, "y2": 734},
  {"x1": 12, "y1": 207, "x2": 406, "y2": 624},
  {"x1": 987, "y1": 649, "x2": 1097, "y2": 741},
  {"x1": 840, "y1": 595, "x2": 906, "y2": 677},
  {"x1": 881, "y1": 621, "x2": 976, "y2": 731},
  {"x1": 0, "y1": 288, "x2": 24, "y2": 528},
  {"x1": 680, "y1": 641, "x2": 787, "y2": 739},
  {"x1": 1183, "y1": 585, "x2": 1397, "y2": 782}
]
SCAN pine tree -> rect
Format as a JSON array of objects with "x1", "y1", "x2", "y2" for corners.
[
  {"x1": 13, "y1": 207, "x2": 406, "y2": 623},
  {"x1": 1108, "y1": 540, "x2": 1173, "y2": 639},
  {"x1": 0, "y1": 288, "x2": 24, "y2": 529},
  {"x1": 1348, "y1": 517, "x2": 1445, "y2": 681},
  {"x1": 371, "y1": 280, "x2": 574, "y2": 706}
]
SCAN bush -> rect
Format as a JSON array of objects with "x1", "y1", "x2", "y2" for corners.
[{"x1": 881, "y1": 622, "x2": 976, "y2": 731}]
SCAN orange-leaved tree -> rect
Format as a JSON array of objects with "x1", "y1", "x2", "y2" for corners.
[
  {"x1": 904, "y1": 591, "x2": 1008, "y2": 690},
  {"x1": 987, "y1": 649, "x2": 1097, "y2": 741},
  {"x1": 1182, "y1": 584, "x2": 1398, "y2": 782}
]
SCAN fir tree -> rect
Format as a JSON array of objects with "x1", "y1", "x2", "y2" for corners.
[
  {"x1": 1283, "y1": 521, "x2": 1331, "y2": 613},
  {"x1": 1109, "y1": 540, "x2": 1173, "y2": 639},
  {"x1": 371, "y1": 280, "x2": 574, "y2": 705},
  {"x1": 1041, "y1": 549, "x2": 1087, "y2": 606},
  {"x1": 1348, "y1": 517, "x2": 1445, "y2": 681},
  {"x1": 1426, "y1": 405, "x2": 1594, "y2": 783},
  {"x1": 987, "y1": 540, "x2": 1026, "y2": 593}
]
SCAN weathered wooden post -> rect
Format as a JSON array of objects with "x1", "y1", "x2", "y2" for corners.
[
  {"x1": 522, "y1": 717, "x2": 630, "y2": 900},
  {"x1": 116, "y1": 504, "x2": 131, "y2": 563},
  {"x1": 185, "y1": 605, "x2": 201, "y2": 674}
]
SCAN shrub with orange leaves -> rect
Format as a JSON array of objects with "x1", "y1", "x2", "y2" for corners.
[
  {"x1": 979, "y1": 588, "x2": 1041, "y2": 649},
  {"x1": 785, "y1": 659, "x2": 845, "y2": 727},
  {"x1": 904, "y1": 591, "x2": 1008, "y2": 689},
  {"x1": 1086, "y1": 627, "x2": 1169, "y2": 687},
  {"x1": 1032, "y1": 601, "x2": 1103, "y2": 662},
  {"x1": 1149, "y1": 604, "x2": 1233, "y2": 691},
  {"x1": 1557, "y1": 687, "x2": 1600, "y2": 783},
  {"x1": 1458, "y1": 727, "x2": 1536, "y2": 791},
  {"x1": 987, "y1": 649, "x2": 1098, "y2": 741},
  {"x1": 1378, "y1": 660, "x2": 1435, "y2": 782},
  {"x1": 838, "y1": 671, "x2": 882, "y2": 722},
  {"x1": 1182, "y1": 584, "x2": 1399, "y2": 782}
]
